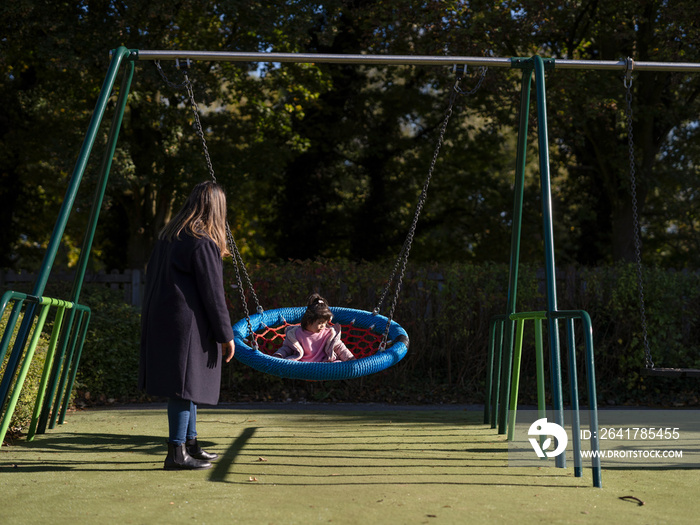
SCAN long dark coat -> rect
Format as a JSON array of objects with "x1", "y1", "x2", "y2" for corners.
[{"x1": 139, "y1": 233, "x2": 234, "y2": 405}]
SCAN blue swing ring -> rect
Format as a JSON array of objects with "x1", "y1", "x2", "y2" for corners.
[{"x1": 232, "y1": 306, "x2": 409, "y2": 381}]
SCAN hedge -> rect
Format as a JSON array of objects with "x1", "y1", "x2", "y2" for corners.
[{"x1": 2, "y1": 261, "x2": 699, "y2": 439}]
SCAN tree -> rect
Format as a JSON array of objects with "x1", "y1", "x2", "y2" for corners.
[
  {"x1": 352, "y1": 0, "x2": 700, "y2": 267},
  {"x1": 3, "y1": 0, "x2": 700, "y2": 273},
  {"x1": 528, "y1": 0, "x2": 700, "y2": 265},
  {"x1": 0, "y1": 1, "x2": 340, "y2": 270},
  {"x1": 270, "y1": 1, "x2": 530, "y2": 264},
  {"x1": 272, "y1": 2, "x2": 448, "y2": 261}
]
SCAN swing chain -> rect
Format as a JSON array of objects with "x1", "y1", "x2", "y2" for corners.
[
  {"x1": 182, "y1": 74, "x2": 218, "y2": 183},
  {"x1": 155, "y1": 60, "x2": 216, "y2": 182},
  {"x1": 373, "y1": 66, "x2": 487, "y2": 349},
  {"x1": 226, "y1": 223, "x2": 263, "y2": 350},
  {"x1": 453, "y1": 65, "x2": 488, "y2": 98},
  {"x1": 154, "y1": 59, "x2": 189, "y2": 90},
  {"x1": 155, "y1": 60, "x2": 263, "y2": 348},
  {"x1": 624, "y1": 57, "x2": 654, "y2": 369}
]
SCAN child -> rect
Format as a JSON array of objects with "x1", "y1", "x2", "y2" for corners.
[{"x1": 272, "y1": 294, "x2": 355, "y2": 362}]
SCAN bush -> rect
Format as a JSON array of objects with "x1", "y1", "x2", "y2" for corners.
[
  {"x1": 222, "y1": 261, "x2": 700, "y2": 407},
  {"x1": 2, "y1": 260, "x2": 698, "y2": 435},
  {"x1": 73, "y1": 288, "x2": 143, "y2": 404}
]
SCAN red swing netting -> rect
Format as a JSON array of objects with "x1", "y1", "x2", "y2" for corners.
[{"x1": 248, "y1": 322, "x2": 384, "y2": 359}]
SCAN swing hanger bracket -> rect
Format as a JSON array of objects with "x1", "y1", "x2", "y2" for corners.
[
  {"x1": 452, "y1": 63, "x2": 468, "y2": 80},
  {"x1": 176, "y1": 57, "x2": 192, "y2": 70},
  {"x1": 624, "y1": 57, "x2": 635, "y2": 88}
]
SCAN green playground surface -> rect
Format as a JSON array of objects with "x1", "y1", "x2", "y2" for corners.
[{"x1": 1, "y1": 403, "x2": 697, "y2": 524}]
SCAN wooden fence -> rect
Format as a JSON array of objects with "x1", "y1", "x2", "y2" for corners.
[{"x1": 0, "y1": 269, "x2": 144, "y2": 307}]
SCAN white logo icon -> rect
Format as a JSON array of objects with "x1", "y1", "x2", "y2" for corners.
[{"x1": 528, "y1": 418, "x2": 568, "y2": 458}]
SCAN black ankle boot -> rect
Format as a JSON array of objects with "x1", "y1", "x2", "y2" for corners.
[
  {"x1": 186, "y1": 438, "x2": 219, "y2": 461},
  {"x1": 164, "y1": 442, "x2": 212, "y2": 470}
]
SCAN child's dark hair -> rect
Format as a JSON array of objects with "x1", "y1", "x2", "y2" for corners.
[{"x1": 300, "y1": 293, "x2": 333, "y2": 329}]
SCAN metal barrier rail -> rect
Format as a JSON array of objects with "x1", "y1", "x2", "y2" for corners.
[{"x1": 0, "y1": 291, "x2": 91, "y2": 445}]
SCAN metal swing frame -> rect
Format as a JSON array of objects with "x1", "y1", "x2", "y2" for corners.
[{"x1": 0, "y1": 49, "x2": 696, "y2": 490}]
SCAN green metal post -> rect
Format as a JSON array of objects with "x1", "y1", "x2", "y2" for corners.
[
  {"x1": 484, "y1": 315, "x2": 505, "y2": 424},
  {"x1": 580, "y1": 311, "x2": 601, "y2": 488},
  {"x1": 532, "y1": 56, "x2": 565, "y2": 469},
  {"x1": 484, "y1": 319, "x2": 495, "y2": 424},
  {"x1": 15, "y1": 51, "x2": 127, "y2": 303},
  {"x1": 565, "y1": 319, "x2": 583, "y2": 477},
  {"x1": 506, "y1": 310, "x2": 547, "y2": 440},
  {"x1": 0, "y1": 294, "x2": 36, "y2": 413},
  {"x1": 27, "y1": 303, "x2": 70, "y2": 440},
  {"x1": 0, "y1": 303, "x2": 33, "y2": 411},
  {"x1": 38, "y1": 48, "x2": 134, "y2": 433},
  {"x1": 552, "y1": 310, "x2": 601, "y2": 487},
  {"x1": 496, "y1": 61, "x2": 533, "y2": 435},
  {"x1": 534, "y1": 317, "x2": 547, "y2": 454},
  {"x1": 57, "y1": 307, "x2": 91, "y2": 425},
  {"x1": 490, "y1": 318, "x2": 505, "y2": 428},
  {"x1": 563, "y1": 310, "x2": 601, "y2": 487},
  {"x1": 33, "y1": 46, "x2": 134, "y2": 298},
  {"x1": 506, "y1": 319, "x2": 525, "y2": 440},
  {"x1": 534, "y1": 318, "x2": 546, "y2": 418},
  {"x1": 0, "y1": 295, "x2": 26, "y2": 365}
]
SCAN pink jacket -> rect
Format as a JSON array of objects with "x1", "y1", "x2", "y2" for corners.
[{"x1": 273, "y1": 325, "x2": 355, "y2": 362}]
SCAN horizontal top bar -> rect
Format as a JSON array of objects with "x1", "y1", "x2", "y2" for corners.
[
  {"x1": 555, "y1": 58, "x2": 700, "y2": 72},
  {"x1": 132, "y1": 50, "x2": 700, "y2": 72},
  {"x1": 135, "y1": 50, "x2": 507, "y2": 67}
]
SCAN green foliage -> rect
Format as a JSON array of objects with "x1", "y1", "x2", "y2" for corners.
[
  {"x1": 3, "y1": 1, "x2": 700, "y2": 273},
  {"x1": 576, "y1": 265, "x2": 700, "y2": 404},
  {"x1": 361, "y1": 0, "x2": 700, "y2": 267},
  {"x1": 74, "y1": 289, "x2": 143, "y2": 403},
  {"x1": 222, "y1": 260, "x2": 700, "y2": 407},
  {"x1": 3, "y1": 261, "x2": 697, "y2": 439}
]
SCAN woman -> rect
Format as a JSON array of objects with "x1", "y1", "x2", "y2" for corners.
[{"x1": 139, "y1": 181, "x2": 235, "y2": 470}]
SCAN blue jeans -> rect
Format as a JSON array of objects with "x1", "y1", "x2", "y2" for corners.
[{"x1": 167, "y1": 398, "x2": 197, "y2": 445}]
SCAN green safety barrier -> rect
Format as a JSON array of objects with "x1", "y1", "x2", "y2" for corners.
[{"x1": 0, "y1": 291, "x2": 91, "y2": 446}]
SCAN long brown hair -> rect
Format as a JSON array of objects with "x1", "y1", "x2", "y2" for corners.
[{"x1": 159, "y1": 181, "x2": 230, "y2": 257}]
